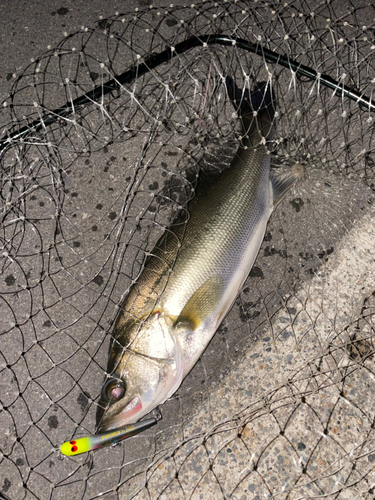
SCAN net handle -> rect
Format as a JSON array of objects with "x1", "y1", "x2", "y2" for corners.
[{"x1": 1, "y1": 34, "x2": 374, "y2": 154}]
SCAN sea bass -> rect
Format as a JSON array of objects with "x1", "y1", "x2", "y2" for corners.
[{"x1": 96, "y1": 77, "x2": 300, "y2": 432}]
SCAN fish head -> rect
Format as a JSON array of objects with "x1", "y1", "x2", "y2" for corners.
[{"x1": 96, "y1": 312, "x2": 183, "y2": 432}]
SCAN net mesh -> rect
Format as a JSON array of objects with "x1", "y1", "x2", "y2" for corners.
[{"x1": 1, "y1": 1, "x2": 375, "y2": 498}]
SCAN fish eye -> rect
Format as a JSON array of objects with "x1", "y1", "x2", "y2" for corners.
[{"x1": 104, "y1": 378, "x2": 125, "y2": 401}]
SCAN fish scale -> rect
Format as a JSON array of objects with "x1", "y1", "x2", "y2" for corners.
[
  {"x1": 96, "y1": 77, "x2": 300, "y2": 432},
  {"x1": 162, "y1": 148, "x2": 271, "y2": 313}
]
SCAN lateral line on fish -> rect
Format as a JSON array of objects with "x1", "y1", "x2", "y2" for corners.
[{"x1": 96, "y1": 76, "x2": 304, "y2": 432}]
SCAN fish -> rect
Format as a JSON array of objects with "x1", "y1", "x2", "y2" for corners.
[
  {"x1": 60, "y1": 418, "x2": 157, "y2": 456},
  {"x1": 96, "y1": 76, "x2": 301, "y2": 432}
]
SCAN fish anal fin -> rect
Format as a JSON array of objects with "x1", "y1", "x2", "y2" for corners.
[
  {"x1": 271, "y1": 163, "x2": 305, "y2": 208},
  {"x1": 173, "y1": 276, "x2": 223, "y2": 331}
]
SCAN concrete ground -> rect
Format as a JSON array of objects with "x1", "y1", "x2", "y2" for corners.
[{"x1": 1, "y1": 1, "x2": 375, "y2": 499}]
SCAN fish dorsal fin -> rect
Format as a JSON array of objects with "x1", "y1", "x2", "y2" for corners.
[
  {"x1": 173, "y1": 275, "x2": 223, "y2": 331},
  {"x1": 271, "y1": 164, "x2": 304, "y2": 208}
]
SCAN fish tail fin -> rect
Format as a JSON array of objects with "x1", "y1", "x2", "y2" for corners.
[{"x1": 225, "y1": 76, "x2": 275, "y2": 142}]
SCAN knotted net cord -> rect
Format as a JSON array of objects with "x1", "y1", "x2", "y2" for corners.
[{"x1": 1, "y1": 1, "x2": 375, "y2": 498}]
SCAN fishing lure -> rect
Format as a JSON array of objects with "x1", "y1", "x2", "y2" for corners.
[{"x1": 60, "y1": 417, "x2": 157, "y2": 456}]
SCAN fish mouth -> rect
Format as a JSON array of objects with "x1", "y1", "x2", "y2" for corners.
[{"x1": 97, "y1": 395, "x2": 143, "y2": 433}]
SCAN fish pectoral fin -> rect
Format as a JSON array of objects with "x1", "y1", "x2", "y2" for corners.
[
  {"x1": 173, "y1": 276, "x2": 223, "y2": 331},
  {"x1": 271, "y1": 164, "x2": 304, "y2": 208}
]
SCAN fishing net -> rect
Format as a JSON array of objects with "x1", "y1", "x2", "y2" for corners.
[{"x1": 1, "y1": 0, "x2": 375, "y2": 498}]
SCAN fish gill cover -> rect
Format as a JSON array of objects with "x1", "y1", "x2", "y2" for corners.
[{"x1": 1, "y1": 0, "x2": 375, "y2": 498}]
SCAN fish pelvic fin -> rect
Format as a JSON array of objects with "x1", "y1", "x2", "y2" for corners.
[
  {"x1": 173, "y1": 275, "x2": 223, "y2": 331},
  {"x1": 225, "y1": 76, "x2": 275, "y2": 143},
  {"x1": 271, "y1": 163, "x2": 305, "y2": 208}
]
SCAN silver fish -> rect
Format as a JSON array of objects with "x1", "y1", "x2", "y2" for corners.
[{"x1": 96, "y1": 77, "x2": 300, "y2": 432}]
